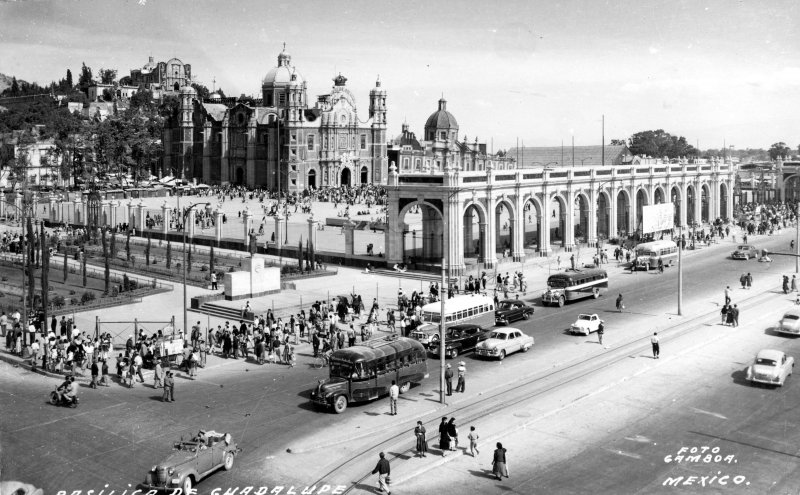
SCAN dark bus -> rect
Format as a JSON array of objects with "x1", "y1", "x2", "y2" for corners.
[
  {"x1": 541, "y1": 268, "x2": 609, "y2": 307},
  {"x1": 310, "y1": 335, "x2": 428, "y2": 414}
]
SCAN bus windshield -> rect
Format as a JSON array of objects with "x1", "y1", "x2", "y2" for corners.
[
  {"x1": 422, "y1": 311, "x2": 440, "y2": 323},
  {"x1": 548, "y1": 278, "x2": 568, "y2": 289},
  {"x1": 329, "y1": 359, "x2": 353, "y2": 379}
]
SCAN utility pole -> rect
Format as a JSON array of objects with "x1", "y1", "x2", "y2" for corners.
[{"x1": 439, "y1": 257, "x2": 446, "y2": 405}]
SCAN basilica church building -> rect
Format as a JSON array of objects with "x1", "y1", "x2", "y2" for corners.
[{"x1": 162, "y1": 46, "x2": 388, "y2": 192}]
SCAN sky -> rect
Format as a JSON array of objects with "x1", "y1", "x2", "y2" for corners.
[{"x1": 1, "y1": 0, "x2": 798, "y2": 151}]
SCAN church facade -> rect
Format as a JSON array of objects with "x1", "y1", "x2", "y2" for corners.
[{"x1": 162, "y1": 46, "x2": 387, "y2": 192}]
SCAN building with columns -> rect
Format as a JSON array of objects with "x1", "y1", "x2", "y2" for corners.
[
  {"x1": 162, "y1": 45, "x2": 388, "y2": 192},
  {"x1": 384, "y1": 155, "x2": 736, "y2": 275}
]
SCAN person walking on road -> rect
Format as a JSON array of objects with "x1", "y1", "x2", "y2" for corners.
[
  {"x1": 616, "y1": 293, "x2": 624, "y2": 312},
  {"x1": 468, "y1": 426, "x2": 480, "y2": 457},
  {"x1": 371, "y1": 452, "x2": 391, "y2": 495},
  {"x1": 439, "y1": 417, "x2": 450, "y2": 456},
  {"x1": 455, "y1": 361, "x2": 466, "y2": 393},
  {"x1": 725, "y1": 285, "x2": 732, "y2": 304},
  {"x1": 732, "y1": 304, "x2": 740, "y2": 327},
  {"x1": 447, "y1": 417, "x2": 459, "y2": 451},
  {"x1": 740, "y1": 273, "x2": 746, "y2": 289},
  {"x1": 783, "y1": 276, "x2": 790, "y2": 295},
  {"x1": 162, "y1": 371, "x2": 175, "y2": 402},
  {"x1": 651, "y1": 332, "x2": 660, "y2": 359},
  {"x1": 444, "y1": 364, "x2": 453, "y2": 395},
  {"x1": 570, "y1": 254, "x2": 576, "y2": 270},
  {"x1": 154, "y1": 359, "x2": 164, "y2": 388},
  {"x1": 492, "y1": 442, "x2": 509, "y2": 480},
  {"x1": 388, "y1": 381, "x2": 399, "y2": 415},
  {"x1": 721, "y1": 304, "x2": 729, "y2": 326},
  {"x1": 414, "y1": 421, "x2": 428, "y2": 458},
  {"x1": 597, "y1": 321, "x2": 605, "y2": 345},
  {"x1": 745, "y1": 272, "x2": 753, "y2": 289}
]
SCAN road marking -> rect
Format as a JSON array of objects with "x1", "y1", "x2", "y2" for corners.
[
  {"x1": 624, "y1": 435, "x2": 652, "y2": 443},
  {"x1": 690, "y1": 407, "x2": 728, "y2": 420},
  {"x1": 604, "y1": 447, "x2": 642, "y2": 459},
  {"x1": 9, "y1": 402, "x2": 125, "y2": 433}
]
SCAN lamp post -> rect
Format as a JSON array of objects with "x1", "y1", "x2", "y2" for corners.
[
  {"x1": 579, "y1": 157, "x2": 593, "y2": 166},
  {"x1": 182, "y1": 202, "x2": 210, "y2": 339}
]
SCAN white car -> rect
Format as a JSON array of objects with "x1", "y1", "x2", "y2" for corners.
[
  {"x1": 776, "y1": 309, "x2": 800, "y2": 336},
  {"x1": 570, "y1": 314, "x2": 603, "y2": 335},
  {"x1": 746, "y1": 349, "x2": 794, "y2": 386},
  {"x1": 475, "y1": 327, "x2": 533, "y2": 360}
]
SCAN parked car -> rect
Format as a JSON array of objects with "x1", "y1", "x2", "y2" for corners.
[
  {"x1": 570, "y1": 313, "x2": 604, "y2": 335},
  {"x1": 139, "y1": 430, "x2": 242, "y2": 493},
  {"x1": 745, "y1": 349, "x2": 794, "y2": 387},
  {"x1": 731, "y1": 245, "x2": 758, "y2": 260},
  {"x1": 495, "y1": 299, "x2": 535, "y2": 325},
  {"x1": 776, "y1": 309, "x2": 800, "y2": 336},
  {"x1": 475, "y1": 327, "x2": 534, "y2": 360},
  {"x1": 428, "y1": 323, "x2": 489, "y2": 359},
  {"x1": 409, "y1": 323, "x2": 440, "y2": 347}
]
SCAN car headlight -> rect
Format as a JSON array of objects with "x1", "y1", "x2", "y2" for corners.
[
  {"x1": 151, "y1": 465, "x2": 158, "y2": 471},
  {"x1": 167, "y1": 467, "x2": 175, "y2": 475},
  {"x1": 492, "y1": 348, "x2": 499, "y2": 354},
  {"x1": 773, "y1": 375, "x2": 780, "y2": 382}
]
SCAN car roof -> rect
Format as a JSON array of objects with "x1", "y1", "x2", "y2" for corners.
[
  {"x1": 499, "y1": 299, "x2": 525, "y2": 304},
  {"x1": 450, "y1": 324, "x2": 482, "y2": 330},
  {"x1": 491, "y1": 327, "x2": 520, "y2": 334},
  {"x1": 578, "y1": 313, "x2": 596, "y2": 317},
  {"x1": 756, "y1": 349, "x2": 784, "y2": 360}
]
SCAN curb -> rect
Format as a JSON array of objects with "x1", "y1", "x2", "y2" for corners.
[{"x1": 0, "y1": 349, "x2": 64, "y2": 379}]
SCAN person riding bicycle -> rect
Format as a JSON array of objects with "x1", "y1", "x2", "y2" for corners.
[{"x1": 57, "y1": 376, "x2": 77, "y2": 404}]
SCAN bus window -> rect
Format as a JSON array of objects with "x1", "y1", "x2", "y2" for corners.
[{"x1": 468, "y1": 308, "x2": 475, "y2": 317}]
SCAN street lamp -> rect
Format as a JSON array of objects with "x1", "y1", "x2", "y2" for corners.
[
  {"x1": 531, "y1": 161, "x2": 558, "y2": 169},
  {"x1": 182, "y1": 202, "x2": 210, "y2": 341},
  {"x1": 579, "y1": 157, "x2": 593, "y2": 166}
]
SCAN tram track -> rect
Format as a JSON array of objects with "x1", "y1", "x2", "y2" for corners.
[{"x1": 309, "y1": 281, "x2": 780, "y2": 492}]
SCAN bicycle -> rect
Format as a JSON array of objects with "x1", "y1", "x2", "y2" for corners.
[{"x1": 313, "y1": 352, "x2": 331, "y2": 369}]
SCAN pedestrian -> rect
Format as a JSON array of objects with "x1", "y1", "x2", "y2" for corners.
[
  {"x1": 745, "y1": 272, "x2": 753, "y2": 289},
  {"x1": 371, "y1": 452, "x2": 391, "y2": 495},
  {"x1": 556, "y1": 255, "x2": 561, "y2": 270},
  {"x1": 597, "y1": 321, "x2": 605, "y2": 345},
  {"x1": 616, "y1": 293, "x2": 624, "y2": 312},
  {"x1": 720, "y1": 304, "x2": 729, "y2": 326},
  {"x1": 792, "y1": 275, "x2": 797, "y2": 292},
  {"x1": 439, "y1": 417, "x2": 450, "y2": 455},
  {"x1": 389, "y1": 380, "x2": 399, "y2": 415},
  {"x1": 732, "y1": 304, "x2": 740, "y2": 327},
  {"x1": 492, "y1": 442, "x2": 509, "y2": 480},
  {"x1": 724, "y1": 285, "x2": 732, "y2": 304},
  {"x1": 154, "y1": 359, "x2": 164, "y2": 388},
  {"x1": 134, "y1": 353, "x2": 145, "y2": 383},
  {"x1": 447, "y1": 417, "x2": 458, "y2": 451},
  {"x1": 100, "y1": 359, "x2": 110, "y2": 387},
  {"x1": 211, "y1": 272, "x2": 218, "y2": 290},
  {"x1": 162, "y1": 371, "x2": 175, "y2": 402},
  {"x1": 570, "y1": 254, "x2": 575, "y2": 270},
  {"x1": 468, "y1": 426, "x2": 480, "y2": 457},
  {"x1": 126, "y1": 360, "x2": 136, "y2": 388},
  {"x1": 444, "y1": 363, "x2": 453, "y2": 395},
  {"x1": 739, "y1": 273, "x2": 746, "y2": 289},
  {"x1": 414, "y1": 421, "x2": 428, "y2": 457},
  {"x1": 651, "y1": 332, "x2": 660, "y2": 359},
  {"x1": 90, "y1": 359, "x2": 99, "y2": 388},
  {"x1": 658, "y1": 257, "x2": 664, "y2": 274},
  {"x1": 455, "y1": 361, "x2": 466, "y2": 393},
  {"x1": 783, "y1": 276, "x2": 790, "y2": 295}
]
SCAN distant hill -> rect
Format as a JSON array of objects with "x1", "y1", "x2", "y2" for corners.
[{"x1": 0, "y1": 73, "x2": 28, "y2": 95}]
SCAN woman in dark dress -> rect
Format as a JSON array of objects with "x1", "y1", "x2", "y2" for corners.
[
  {"x1": 414, "y1": 421, "x2": 427, "y2": 457},
  {"x1": 438, "y1": 417, "x2": 450, "y2": 455},
  {"x1": 492, "y1": 442, "x2": 509, "y2": 480},
  {"x1": 447, "y1": 418, "x2": 458, "y2": 451}
]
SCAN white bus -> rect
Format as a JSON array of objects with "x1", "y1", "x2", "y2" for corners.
[
  {"x1": 409, "y1": 294, "x2": 495, "y2": 346},
  {"x1": 634, "y1": 240, "x2": 679, "y2": 270}
]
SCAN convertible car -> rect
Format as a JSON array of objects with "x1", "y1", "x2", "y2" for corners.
[{"x1": 139, "y1": 430, "x2": 242, "y2": 493}]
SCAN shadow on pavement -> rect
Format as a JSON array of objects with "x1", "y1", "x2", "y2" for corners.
[
  {"x1": 469, "y1": 468, "x2": 498, "y2": 480},
  {"x1": 730, "y1": 369, "x2": 750, "y2": 386},
  {"x1": 387, "y1": 451, "x2": 412, "y2": 461}
]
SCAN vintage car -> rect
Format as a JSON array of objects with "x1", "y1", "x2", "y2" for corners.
[
  {"x1": 570, "y1": 313, "x2": 604, "y2": 335},
  {"x1": 731, "y1": 245, "x2": 758, "y2": 260},
  {"x1": 139, "y1": 430, "x2": 242, "y2": 493},
  {"x1": 495, "y1": 299, "x2": 535, "y2": 325},
  {"x1": 776, "y1": 309, "x2": 800, "y2": 336},
  {"x1": 745, "y1": 349, "x2": 794, "y2": 387},
  {"x1": 475, "y1": 327, "x2": 533, "y2": 360},
  {"x1": 409, "y1": 323, "x2": 440, "y2": 347},
  {"x1": 428, "y1": 323, "x2": 489, "y2": 359}
]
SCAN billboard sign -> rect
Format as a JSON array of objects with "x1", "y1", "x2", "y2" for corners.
[{"x1": 642, "y1": 203, "x2": 675, "y2": 234}]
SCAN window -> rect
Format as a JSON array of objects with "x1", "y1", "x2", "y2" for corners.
[
  {"x1": 415, "y1": 159, "x2": 421, "y2": 170},
  {"x1": 323, "y1": 136, "x2": 328, "y2": 149},
  {"x1": 440, "y1": 131, "x2": 446, "y2": 140},
  {"x1": 360, "y1": 134, "x2": 367, "y2": 150},
  {"x1": 403, "y1": 158, "x2": 410, "y2": 170},
  {"x1": 278, "y1": 93, "x2": 285, "y2": 105},
  {"x1": 307, "y1": 134, "x2": 315, "y2": 150}
]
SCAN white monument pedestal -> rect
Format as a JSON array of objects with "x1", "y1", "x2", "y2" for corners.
[{"x1": 223, "y1": 256, "x2": 280, "y2": 300}]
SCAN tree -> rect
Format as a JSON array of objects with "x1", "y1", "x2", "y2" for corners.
[
  {"x1": 78, "y1": 63, "x2": 93, "y2": 88},
  {"x1": 610, "y1": 139, "x2": 626, "y2": 146},
  {"x1": 309, "y1": 239, "x2": 315, "y2": 270},
  {"x1": 768, "y1": 142, "x2": 792, "y2": 160},
  {"x1": 102, "y1": 88, "x2": 114, "y2": 102},
  {"x1": 10, "y1": 77, "x2": 19, "y2": 96},
  {"x1": 166, "y1": 241, "x2": 172, "y2": 269},
  {"x1": 298, "y1": 238, "x2": 303, "y2": 268},
  {"x1": 63, "y1": 250, "x2": 68, "y2": 283},
  {"x1": 82, "y1": 246, "x2": 87, "y2": 287},
  {"x1": 98, "y1": 68, "x2": 117, "y2": 85},
  {"x1": 126, "y1": 230, "x2": 131, "y2": 261},
  {"x1": 65, "y1": 69, "x2": 73, "y2": 89},
  {"x1": 627, "y1": 129, "x2": 698, "y2": 159},
  {"x1": 191, "y1": 83, "x2": 210, "y2": 100},
  {"x1": 145, "y1": 234, "x2": 151, "y2": 265}
]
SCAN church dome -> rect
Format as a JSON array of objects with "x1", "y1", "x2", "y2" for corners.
[
  {"x1": 424, "y1": 98, "x2": 458, "y2": 131},
  {"x1": 262, "y1": 45, "x2": 304, "y2": 87}
]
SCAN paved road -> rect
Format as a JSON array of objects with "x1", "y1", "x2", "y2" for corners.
[{"x1": 0, "y1": 231, "x2": 795, "y2": 494}]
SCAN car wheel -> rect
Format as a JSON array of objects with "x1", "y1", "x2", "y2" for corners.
[
  {"x1": 181, "y1": 476, "x2": 193, "y2": 494},
  {"x1": 498, "y1": 350, "x2": 506, "y2": 361},
  {"x1": 399, "y1": 381, "x2": 411, "y2": 394},
  {"x1": 558, "y1": 297, "x2": 565, "y2": 307},
  {"x1": 521, "y1": 345, "x2": 530, "y2": 353},
  {"x1": 333, "y1": 395, "x2": 348, "y2": 414},
  {"x1": 523, "y1": 312, "x2": 531, "y2": 320},
  {"x1": 49, "y1": 391, "x2": 59, "y2": 405},
  {"x1": 223, "y1": 452, "x2": 234, "y2": 471},
  {"x1": 448, "y1": 348, "x2": 459, "y2": 359}
]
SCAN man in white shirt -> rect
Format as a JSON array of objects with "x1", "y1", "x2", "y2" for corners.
[{"x1": 389, "y1": 380, "x2": 399, "y2": 416}]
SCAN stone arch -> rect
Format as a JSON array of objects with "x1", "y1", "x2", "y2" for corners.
[
  {"x1": 549, "y1": 192, "x2": 568, "y2": 247},
  {"x1": 307, "y1": 169, "x2": 317, "y2": 189},
  {"x1": 700, "y1": 182, "x2": 710, "y2": 223},
  {"x1": 686, "y1": 184, "x2": 697, "y2": 225},
  {"x1": 463, "y1": 200, "x2": 488, "y2": 263},
  {"x1": 654, "y1": 186, "x2": 666, "y2": 204},
  {"x1": 616, "y1": 188, "x2": 631, "y2": 236},
  {"x1": 360, "y1": 166, "x2": 369, "y2": 184},
  {"x1": 596, "y1": 190, "x2": 612, "y2": 239},
  {"x1": 573, "y1": 191, "x2": 590, "y2": 244},
  {"x1": 785, "y1": 174, "x2": 800, "y2": 202},
  {"x1": 719, "y1": 182, "x2": 729, "y2": 220},
  {"x1": 398, "y1": 200, "x2": 444, "y2": 262},
  {"x1": 635, "y1": 187, "x2": 649, "y2": 236},
  {"x1": 494, "y1": 197, "x2": 516, "y2": 257},
  {"x1": 341, "y1": 167, "x2": 352, "y2": 187},
  {"x1": 670, "y1": 185, "x2": 682, "y2": 227},
  {"x1": 523, "y1": 194, "x2": 543, "y2": 253}
]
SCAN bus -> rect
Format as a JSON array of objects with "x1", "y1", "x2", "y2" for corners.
[
  {"x1": 309, "y1": 335, "x2": 428, "y2": 414},
  {"x1": 634, "y1": 240, "x2": 679, "y2": 270},
  {"x1": 410, "y1": 294, "x2": 495, "y2": 347},
  {"x1": 542, "y1": 268, "x2": 608, "y2": 307}
]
